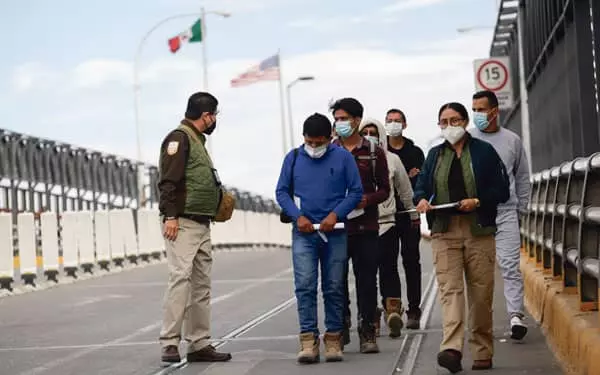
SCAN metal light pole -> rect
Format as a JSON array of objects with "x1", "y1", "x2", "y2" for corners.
[
  {"x1": 133, "y1": 10, "x2": 230, "y2": 207},
  {"x1": 286, "y1": 76, "x2": 315, "y2": 149}
]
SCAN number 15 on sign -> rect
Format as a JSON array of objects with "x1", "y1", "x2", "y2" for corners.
[{"x1": 473, "y1": 57, "x2": 513, "y2": 110}]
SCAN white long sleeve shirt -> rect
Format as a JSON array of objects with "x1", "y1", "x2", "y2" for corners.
[{"x1": 469, "y1": 126, "x2": 531, "y2": 213}]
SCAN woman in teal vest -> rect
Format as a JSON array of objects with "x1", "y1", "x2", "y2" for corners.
[{"x1": 414, "y1": 102, "x2": 509, "y2": 373}]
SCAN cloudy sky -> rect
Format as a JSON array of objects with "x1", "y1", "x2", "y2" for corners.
[{"x1": 1, "y1": 0, "x2": 499, "y2": 199}]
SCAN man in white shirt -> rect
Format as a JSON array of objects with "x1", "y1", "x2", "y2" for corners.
[{"x1": 470, "y1": 90, "x2": 531, "y2": 341}]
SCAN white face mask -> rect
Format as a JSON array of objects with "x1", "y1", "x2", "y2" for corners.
[
  {"x1": 441, "y1": 125, "x2": 466, "y2": 144},
  {"x1": 385, "y1": 121, "x2": 404, "y2": 137},
  {"x1": 305, "y1": 144, "x2": 328, "y2": 159},
  {"x1": 364, "y1": 135, "x2": 379, "y2": 145}
]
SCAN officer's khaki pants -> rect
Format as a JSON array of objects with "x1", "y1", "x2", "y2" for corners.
[
  {"x1": 431, "y1": 215, "x2": 495, "y2": 361},
  {"x1": 159, "y1": 217, "x2": 212, "y2": 352}
]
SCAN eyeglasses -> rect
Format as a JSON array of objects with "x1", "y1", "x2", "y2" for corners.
[{"x1": 438, "y1": 117, "x2": 464, "y2": 126}]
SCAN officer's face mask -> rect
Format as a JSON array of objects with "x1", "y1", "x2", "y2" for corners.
[{"x1": 202, "y1": 113, "x2": 217, "y2": 135}]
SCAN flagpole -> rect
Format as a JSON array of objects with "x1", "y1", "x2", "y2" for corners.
[
  {"x1": 277, "y1": 49, "x2": 288, "y2": 157},
  {"x1": 199, "y1": 7, "x2": 212, "y2": 154},
  {"x1": 133, "y1": 13, "x2": 201, "y2": 208}
]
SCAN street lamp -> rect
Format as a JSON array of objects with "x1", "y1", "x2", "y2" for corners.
[
  {"x1": 132, "y1": 9, "x2": 230, "y2": 207},
  {"x1": 286, "y1": 76, "x2": 315, "y2": 149}
]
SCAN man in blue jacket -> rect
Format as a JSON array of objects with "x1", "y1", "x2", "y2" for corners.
[{"x1": 276, "y1": 113, "x2": 363, "y2": 364}]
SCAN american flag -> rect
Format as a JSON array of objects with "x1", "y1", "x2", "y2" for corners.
[{"x1": 230, "y1": 53, "x2": 281, "y2": 87}]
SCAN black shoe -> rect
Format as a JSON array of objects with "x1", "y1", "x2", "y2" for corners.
[
  {"x1": 437, "y1": 349, "x2": 462, "y2": 374},
  {"x1": 406, "y1": 309, "x2": 422, "y2": 330},
  {"x1": 161, "y1": 345, "x2": 181, "y2": 363},
  {"x1": 187, "y1": 345, "x2": 232, "y2": 362},
  {"x1": 472, "y1": 359, "x2": 493, "y2": 370}
]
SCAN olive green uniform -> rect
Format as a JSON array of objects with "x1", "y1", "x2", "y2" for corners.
[{"x1": 158, "y1": 120, "x2": 220, "y2": 352}]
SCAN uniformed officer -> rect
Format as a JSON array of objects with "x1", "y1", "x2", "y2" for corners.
[{"x1": 157, "y1": 92, "x2": 231, "y2": 363}]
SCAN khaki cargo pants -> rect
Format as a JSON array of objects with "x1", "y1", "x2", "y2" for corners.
[
  {"x1": 159, "y1": 217, "x2": 213, "y2": 352},
  {"x1": 431, "y1": 215, "x2": 496, "y2": 361}
]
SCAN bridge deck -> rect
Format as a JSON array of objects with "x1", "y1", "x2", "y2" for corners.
[{"x1": 0, "y1": 241, "x2": 564, "y2": 375}]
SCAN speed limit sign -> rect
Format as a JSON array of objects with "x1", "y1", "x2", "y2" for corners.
[{"x1": 473, "y1": 57, "x2": 513, "y2": 110}]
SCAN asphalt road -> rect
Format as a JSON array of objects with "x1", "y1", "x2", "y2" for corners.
[{"x1": 0, "y1": 242, "x2": 564, "y2": 375}]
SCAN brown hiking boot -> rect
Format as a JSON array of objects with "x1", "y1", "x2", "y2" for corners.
[
  {"x1": 406, "y1": 308, "x2": 421, "y2": 330},
  {"x1": 374, "y1": 307, "x2": 383, "y2": 337},
  {"x1": 187, "y1": 345, "x2": 232, "y2": 362},
  {"x1": 358, "y1": 324, "x2": 379, "y2": 354},
  {"x1": 323, "y1": 332, "x2": 343, "y2": 362},
  {"x1": 385, "y1": 298, "x2": 404, "y2": 338},
  {"x1": 161, "y1": 345, "x2": 181, "y2": 363},
  {"x1": 297, "y1": 333, "x2": 320, "y2": 364}
]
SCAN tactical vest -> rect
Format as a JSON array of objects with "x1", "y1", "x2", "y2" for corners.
[{"x1": 177, "y1": 124, "x2": 220, "y2": 217}]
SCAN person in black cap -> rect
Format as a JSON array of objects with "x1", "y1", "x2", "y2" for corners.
[
  {"x1": 157, "y1": 92, "x2": 231, "y2": 363},
  {"x1": 276, "y1": 113, "x2": 363, "y2": 363}
]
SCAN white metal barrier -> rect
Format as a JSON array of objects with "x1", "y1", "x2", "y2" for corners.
[
  {"x1": 94, "y1": 210, "x2": 111, "y2": 268},
  {"x1": 17, "y1": 213, "x2": 37, "y2": 282},
  {"x1": 76, "y1": 211, "x2": 96, "y2": 272},
  {"x1": 0, "y1": 209, "x2": 290, "y2": 290},
  {"x1": 108, "y1": 209, "x2": 126, "y2": 265},
  {"x1": 61, "y1": 211, "x2": 79, "y2": 277},
  {"x1": 0, "y1": 213, "x2": 14, "y2": 287},
  {"x1": 40, "y1": 212, "x2": 60, "y2": 280}
]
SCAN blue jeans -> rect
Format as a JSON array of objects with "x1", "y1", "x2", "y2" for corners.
[{"x1": 292, "y1": 228, "x2": 347, "y2": 335}]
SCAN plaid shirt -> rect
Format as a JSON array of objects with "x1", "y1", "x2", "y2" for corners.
[{"x1": 333, "y1": 137, "x2": 390, "y2": 234}]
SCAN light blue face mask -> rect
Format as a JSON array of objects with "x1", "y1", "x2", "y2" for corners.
[
  {"x1": 335, "y1": 121, "x2": 354, "y2": 138},
  {"x1": 473, "y1": 111, "x2": 490, "y2": 131}
]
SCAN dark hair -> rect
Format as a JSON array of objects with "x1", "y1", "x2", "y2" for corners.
[
  {"x1": 473, "y1": 90, "x2": 499, "y2": 108},
  {"x1": 438, "y1": 102, "x2": 469, "y2": 122},
  {"x1": 303, "y1": 113, "x2": 332, "y2": 138},
  {"x1": 185, "y1": 92, "x2": 218, "y2": 120},
  {"x1": 386, "y1": 108, "x2": 406, "y2": 122},
  {"x1": 329, "y1": 98, "x2": 364, "y2": 118}
]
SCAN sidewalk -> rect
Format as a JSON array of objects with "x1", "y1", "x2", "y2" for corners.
[{"x1": 410, "y1": 262, "x2": 564, "y2": 374}]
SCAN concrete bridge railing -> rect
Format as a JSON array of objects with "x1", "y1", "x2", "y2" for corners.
[{"x1": 0, "y1": 208, "x2": 291, "y2": 292}]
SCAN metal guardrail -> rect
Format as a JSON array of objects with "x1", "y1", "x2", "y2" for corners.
[
  {"x1": 0, "y1": 127, "x2": 280, "y2": 215},
  {"x1": 521, "y1": 152, "x2": 600, "y2": 311}
]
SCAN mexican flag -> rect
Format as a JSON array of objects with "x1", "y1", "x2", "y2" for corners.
[{"x1": 168, "y1": 19, "x2": 202, "y2": 53}]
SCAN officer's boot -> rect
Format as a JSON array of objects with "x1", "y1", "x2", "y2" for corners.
[
  {"x1": 385, "y1": 297, "x2": 404, "y2": 338},
  {"x1": 297, "y1": 333, "x2": 320, "y2": 364},
  {"x1": 358, "y1": 321, "x2": 380, "y2": 354}
]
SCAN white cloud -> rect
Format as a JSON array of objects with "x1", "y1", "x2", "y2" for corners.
[
  {"x1": 381, "y1": 0, "x2": 448, "y2": 13},
  {"x1": 169, "y1": 0, "x2": 305, "y2": 13},
  {"x1": 71, "y1": 59, "x2": 131, "y2": 89},
  {"x1": 288, "y1": 0, "x2": 449, "y2": 31},
  {"x1": 287, "y1": 15, "x2": 368, "y2": 32},
  {"x1": 11, "y1": 62, "x2": 57, "y2": 93},
  {"x1": 7, "y1": 32, "x2": 491, "y2": 198}
]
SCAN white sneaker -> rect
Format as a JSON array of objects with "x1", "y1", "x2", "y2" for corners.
[{"x1": 510, "y1": 315, "x2": 528, "y2": 340}]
